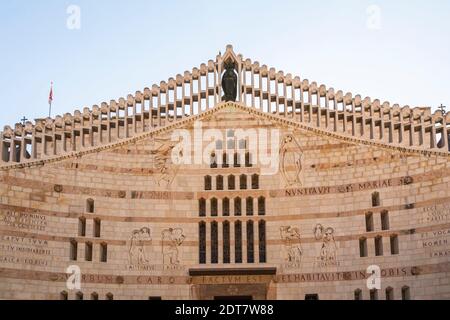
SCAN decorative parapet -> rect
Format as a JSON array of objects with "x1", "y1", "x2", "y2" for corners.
[{"x1": 1, "y1": 45, "x2": 449, "y2": 165}]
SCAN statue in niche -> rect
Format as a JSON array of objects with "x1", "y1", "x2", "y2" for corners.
[
  {"x1": 128, "y1": 227, "x2": 152, "y2": 266},
  {"x1": 280, "y1": 134, "x2": 303, "y2": 187},
  {"x1": 162, "y1": 228, "x2": 186, "y2": 265},
  {"x1": 221, "y1": 60, "x2": 237, "y2": 102},
  {"x1": 313, "y1": 224, "x2": 337, "y2": 265},
  {"x1": 280, "y1": 226, "x2": 303, "y2": 263}
]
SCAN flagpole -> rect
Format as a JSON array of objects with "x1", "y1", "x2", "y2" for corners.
[{"x1": 48, "y1": 81, "x2": 53, "y2": 118}]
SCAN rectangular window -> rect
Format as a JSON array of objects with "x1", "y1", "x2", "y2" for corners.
[
  {"x1": 381, "y1": 211, "x2": 390, "y2": 230},
  {"x1": 211, "y1": 222, "x2": 218, "y2": 264},
  {"x1": 235, "y1": 222, "x2": 242, "y2": 263},
  {"x1": 94, "y1": 219, "x2": 101, "y2": 238},
  {"x1": 390, "y1": 235, "x2": 399, "y2": 255},
  {"x1": 259, "y1": 220, "x2": 266, "y2": 263},
  {"x1": 85, "y1": 242, "x2": 93, "y2": 261},
  {"x1": 365, "y1": 212, "x2": 374, "y2": 232},
  {"x1": 199, "y1": 222, "x2": 206, "y2": 264},
  {"x1": 70, "y1": 240, "x2": 78, "y2": 261},
  {"x1": 375, "y1": 236, "x2": 383, "y2": 256},
  {"x1": 247, "y1": 221, "x2": 254, "y2": 263},
  {"x1": 78, "y1": 218, "x2": 86, "y2": 237},
  {"x1": 223, "y1": 222, "x2": 230, "y2": 264},
  {"x1": 359, "y1": 238, "x2": 368, "y2": 257},
  {"x1": 100, "y1": 243, "x2": 108, "y2": 262}
]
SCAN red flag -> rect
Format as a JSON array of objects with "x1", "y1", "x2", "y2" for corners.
[{"x1": 48, "y1": 82, "x2": 53, "y2": 105}]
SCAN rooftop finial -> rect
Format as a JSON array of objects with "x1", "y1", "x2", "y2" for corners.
[{"x1": 438, "y1": 103, "x2": 447, "y2": 114}]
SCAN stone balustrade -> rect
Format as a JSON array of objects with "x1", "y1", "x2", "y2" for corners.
[{"x1": 1, "y1": 45, "x2": 448, "y2": 165}]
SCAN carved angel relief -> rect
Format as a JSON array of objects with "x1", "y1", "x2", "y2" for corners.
[
  {"x1": 150, "y1": 137, "x2": 184, "y2": 189},
  {"x1": 280, "y1": 134, "x2": 303, "y2": 187},
  {"x1": 162, "y1": 228, "x2": 186, "y2": 266},
  {"x1": 280, "y1": 226, "x2": 303, "y2": 264},
  {"x1": 313, "y1": 224, "x2": 339, "y2": 268}
]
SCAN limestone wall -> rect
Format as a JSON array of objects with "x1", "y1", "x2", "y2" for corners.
[{"x1": 0, "y1": 104, "x2": 449, "y2": 300}]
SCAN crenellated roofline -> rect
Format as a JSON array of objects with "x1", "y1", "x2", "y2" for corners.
[
  {"x1": 1, "y1": 101, "x2": 449, "y2": 171},
  {"x1": 1, "y1": 45, "x2": 449, "y2": 165}
]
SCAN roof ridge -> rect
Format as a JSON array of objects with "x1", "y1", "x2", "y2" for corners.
[{"x1": 1, "y1": 102, "x2": 448, "y2": 171}]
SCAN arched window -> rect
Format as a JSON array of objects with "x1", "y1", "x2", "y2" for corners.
[
  {"x1": 375, "y1": 236, "x2": 383, "y2": 256},
  {"x1": 354, "y1": 289, "x2": 362, "y2": 300},
  {"x1": 85, "y1": 242, "x2": 93, "y2": 261},
  {"x1": 211, "y1": 198, "x2": 218, "y2": 217},
  {"x1": 390, "y1": 234, "x2": 399, "y2": 255},
  {"x1": 78, "y1": 217, "x2": 86, "y2": 237},
  {"x1": 246, "y1": 197, "x2": 254, "y2": 216},
  {"x1": 216, "y1": 175, "x2": 224, "y2": 190},
  {"x1": 199, "y1": 221, "x2": 206, "y2": 264},
  {"x1": 211, "y1": 221, "x2": 218, "y2": 264},
  {"x1": 70, "y1": 240, "x2": 78, "y2": 261},
  {"x1": 75, "y1": 292, "x2": 84, "y2": 300},
  {"x1": 370, "y1": 289, "x2": 378, "y2": 300},
  {"x1": 234, "y1": 197, "x2": 242, "y2": 216},
  {"x1": 204, "y1": 176, "x2": 212, "y2": 191},
  {"x1": 106, "y1": 293, "x2": 114, "y2": 300},
  {"x1": 228, "y1": 175, "x2": 235, "y2": 190},
  {"x1": 259, "y1": 220, "x2": 266, "y2": 263},
  {"x1": 86, "y1": 199, "x2": 95, "y2": 213},
  {"x1": 240, "y1": 174, "x2": 247, "y2": 190},
  {"x1": 210, "y1": 153, "x2": 217, "y2": 169},
  {"x1": 365, "y1": 212, "x2": 374, "y2": 232},
  {"x1": 235, "y1": 221, "x2": 242, "y2": 263},
  {"x1": 60, "y1": 291, "x2": 68, "y2": 300},
  {"x1": 372, "y1": 192, "x2": 380, "y2": 207},
  {"x1": 359, "y1": 237, "x2": 368, "y2": 257},
  {"x1": 223, "y1": 221, "x2": 230, "y2": 264},
  {"x1": 247, "y1": 221, "x2": 255, "y2": 263},
  {"x1": 93, "y1": 218, "x2": 101, "y2": 238},
  {"x1": 223, "y1": 198, "x2": 230, "y2": 217},
  {"x1": 381, "y1": 211, "x2": 390, "y2": 230},
  {"x1": 91, "y1": 292, "x2": 99, "y2": 300},
  {"x1": 386, "y1": 287, "x2": 394, "y2": 300},
  {"x1": 199, "y1": 198, "x2": 206, "y2": 217},
  {"x1": 251, "y1": 174, "x2": 259, "y2": 189},
  {"x1": 258, "y1": 197, "x2": 266, "y2": 216},
  {"x1": 401, "y1": 286, "x2": 410, "y2": 300}
]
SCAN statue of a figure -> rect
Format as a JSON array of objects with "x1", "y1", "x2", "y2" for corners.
[{"x1": 221, "y1": 60, "x2": 237, "y2": 102}]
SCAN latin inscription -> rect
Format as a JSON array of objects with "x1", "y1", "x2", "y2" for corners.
[
  {"x1": 421, "y1": 204, "x2": 450, "y2": 223},
  {"x1": 0, "y1": 211, "x2": 47, "y2": 231},
  {"x1": 285, "y1": 178, "x2": 394, "y2": 197}
]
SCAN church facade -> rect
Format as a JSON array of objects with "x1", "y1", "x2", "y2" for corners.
[{"x1": 0, "y1": 46, "x2": 449, "y2": 300}]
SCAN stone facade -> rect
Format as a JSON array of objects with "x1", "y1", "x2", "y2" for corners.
[{"x1": 0, "y1": 46, "x2": 449, "y2": 300}]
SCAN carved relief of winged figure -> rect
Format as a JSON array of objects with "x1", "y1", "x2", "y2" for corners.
[
  {"x1": 151, "y1": 137, "x2": 183, "y2": 187},
  {"x1": 280, "y1": 134, "x2": 303, "y2": 187}
]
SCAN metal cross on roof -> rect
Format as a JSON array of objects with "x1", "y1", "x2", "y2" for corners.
[
  {"x1": 438, "y1": 104, "x2": 447, "y2": 114},
  {"x1": 20, "y1": 116, "x2": 28, "y2": 125}
]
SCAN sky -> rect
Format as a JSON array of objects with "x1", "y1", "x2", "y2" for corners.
[{"x1": 0, "y1": 0, "x2": 449, "y2": 127}]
